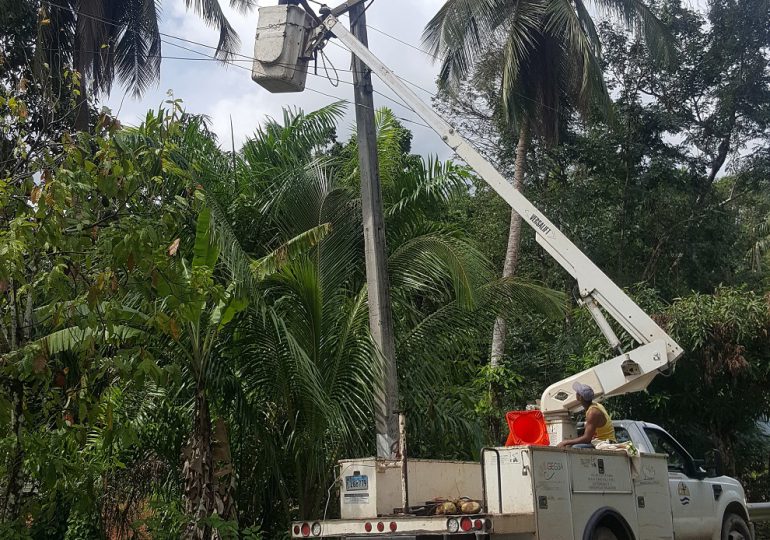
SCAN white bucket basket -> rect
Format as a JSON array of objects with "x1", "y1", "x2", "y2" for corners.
[{"x1": 252, "y1": 5, "x2": 313, "y2": 93}]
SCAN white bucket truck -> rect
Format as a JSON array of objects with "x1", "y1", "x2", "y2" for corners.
[{"x1": 251, "y1": 3, "x2": 755, "y2": 539}]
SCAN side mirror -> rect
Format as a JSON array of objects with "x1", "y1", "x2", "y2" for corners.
[
  {"x1": 702, "y1": 449, "x2": 725, "y2": 477},
  {"x1": 691, "y1": 459, "x2": 709, "y2": 479}
]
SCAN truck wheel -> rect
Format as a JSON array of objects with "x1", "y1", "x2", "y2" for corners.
[
  {"x1": 721, "y1": 513, "x2": 751, "y2": 540},
  {"x1": 592, "y1": 526, "x2": 619, "y2": 540}
]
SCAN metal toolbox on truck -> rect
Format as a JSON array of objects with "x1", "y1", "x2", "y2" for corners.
[
  {"x1": 482, "y1": 446, "x2": 673, "y2": 540},
  {"x1": 338, "y1": 457, "x2": 483, "y2": 520}
]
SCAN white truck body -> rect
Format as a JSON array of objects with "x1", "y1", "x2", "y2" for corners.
[{"x1": 291, "y1": 421, "x2": 752, "y2": 539}]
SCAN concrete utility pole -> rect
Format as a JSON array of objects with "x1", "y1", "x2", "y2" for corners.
[{"x1": 349, "y1": 2, "x2": 400, "y2": 459}]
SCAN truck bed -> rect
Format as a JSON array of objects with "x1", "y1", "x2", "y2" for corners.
[{"x1": 291, "y1": 446, "x2": 672, "y2": 539}]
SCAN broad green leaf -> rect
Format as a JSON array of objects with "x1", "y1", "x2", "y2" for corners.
[
  {"x1": 193, "y1": 206, "x2": 220, "y2": 270},
  {"x1": 211, "y1": 295, "x2": 249, "y2": 329}
]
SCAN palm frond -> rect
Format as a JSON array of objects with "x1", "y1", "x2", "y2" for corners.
[
  {"x1": 193, "y1": 206, "x2": 220, "y2": 270},
  {"x1": 390, "y1": 228, "x2": 494, "y2": 309},
  {"x1": 499, "y1": 0, "x2": 548, "y2": 125},
  {"x1": 748, "y1": 217, "x2": 770, "y2": 271},
  {"x1": 546, "y1": 0, "x2": 612, "y2": 118},
  {"x1": 252, "y1": 223, "x2": 332, "y2": 279},
  {"x1": 244, "y1": 102, "x2": 346, "y2": 169},
  {"x1": 40, "y1": 325, "x2": 145, "y2": 356},
  {"x1": 74, "y1": 0, "x2": 108, "y2": 76},
  {"x1": 590, "y1": 0, "x2": 676, "y2": 64},
  {"x1": 182, "y1": 0, "x2": 240, "y2": 59},
  {"x1": 385, "y1": 157, "x2": 471, "y2": 218},
  {"x1": 399, "y1": 277, "x2": 566, "y2": 357},
  {"x1": 422, "y1": 0, "x2": 521, "y2": 88},
  {"x1": 112, "y1": 0, "x2": 162, "y2": 96}
]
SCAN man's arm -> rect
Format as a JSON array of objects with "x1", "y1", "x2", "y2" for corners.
[{"x1": 556, "y1": 409, "x2": 601, "y2": 448}]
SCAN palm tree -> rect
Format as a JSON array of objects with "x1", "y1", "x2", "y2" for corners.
[
  {"x1": 423, "y1": 0, "x2": 673, "y2": 371},
  {"x1": 37, "y1": 0, "x2": 250, "y2": 131},
  {"x1": 222, "y1": 106, "x2": 565, "y2": 529}
]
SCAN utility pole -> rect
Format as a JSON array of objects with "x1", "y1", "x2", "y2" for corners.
[{"x1": 349, "y1": 2, "x2": 400, "y2": 459}]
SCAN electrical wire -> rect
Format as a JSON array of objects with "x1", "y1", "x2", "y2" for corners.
[
  {"x1": 319, "y1": 49, "x2": 340, "y2": 87},
  {"x1": 324, "y1": 39, "x2": 436, "y2": 122},
  {"x1": 366, "y1": 23, "x2": 441, "y2": 61},
  {"x1": 39, "y1": 0, "x2": 433, "y2": 128},
  {"x1": 160, "y1": 40, "x2": 431, "y2": 129},
  {"x1": 325, "y1": 39, "x2": 437, "y2": 97},
  {"x1": 158, "y1": 39, "x2": 431, "y2": 127},
  {"x1": 361, "y1": 22, "x2": 563, "y2": 115},
  {"x1": 349, "y1": 0, "x2": 376, "y2": 28}
]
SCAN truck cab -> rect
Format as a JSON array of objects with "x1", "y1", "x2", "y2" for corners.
[{"x1": 581, "y1": 420, "x2": 753, "y2": 540}]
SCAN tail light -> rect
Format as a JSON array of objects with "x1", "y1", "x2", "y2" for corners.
[
  {"x1": 447, "y1": 518, "x2": 460, "y2": 533},
  {"x1": 300, "y1": 522, "x2": 310, "y2": 537},
  {"x1": 389, "y1": 521, "x2": 397, "y2": 532},
  {"x1": 311, "y1": 522, "x2": 321, "y2": 535},
  {"x1": 376, "y1": 521, "x2": 385, "y2": 532},
  {"x1": 474, "y1": 518, "x2": 483, "y2": 530},
  {"x1": 460, "y1": 517, "x2": 473, "y2": 531},
  {"x1": 293, "y1": 525, "x2": 300, "y2": 535},
  {"x1": 364, "y1": 522, "x2": 372, "y2": 532}
]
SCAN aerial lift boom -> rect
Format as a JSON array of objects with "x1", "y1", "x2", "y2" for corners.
[{"x1": 256, "y1": 2, "x2": 684, "y2": 443}]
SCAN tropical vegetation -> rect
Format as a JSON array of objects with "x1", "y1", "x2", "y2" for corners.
[{"x1": 1, "y1": 0, "x2": 769, "y2": 538}]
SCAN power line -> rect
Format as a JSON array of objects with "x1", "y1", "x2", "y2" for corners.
[
  {"x1": 40, "y1": 0, "x2": 433, "y2": 129},
  {"x1": 359, "y1": 20, "x2": 563, "y2": 115},
  {"x1": 162, "y1": 40, "x2": 431, "y2": 129},
  {"x1": 366, "y1": 24, "x2": 440, "y2": 62},
  {"x1": 324, "y1": 39, "x2": 437, "y2": 120},
  {"x1": 325, "y1": 40, "x2": 437, "y2": 97},
  {"x1": 350, "y1": 0, "x2": 376, "y2": 28},
  {"x1": 158, "y1": 39, "x2": 430, "y2": 128}
]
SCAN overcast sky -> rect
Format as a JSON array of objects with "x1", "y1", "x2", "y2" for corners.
[{"x1": 105, "y1": 0, "x2": 450, "y2": 158}]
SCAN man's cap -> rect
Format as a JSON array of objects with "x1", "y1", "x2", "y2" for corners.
[{"x1": 572, "y1": 381, "x2": 595, "y2": 402}]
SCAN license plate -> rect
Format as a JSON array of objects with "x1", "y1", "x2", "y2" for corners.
[{"x1": 345, "y1": 474, "x2": 368, "y2": 491}]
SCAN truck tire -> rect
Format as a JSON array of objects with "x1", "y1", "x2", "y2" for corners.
[
  {"x1": 583, "y1": 509, "x2": 633, "y2": 540},
  {"x1": 592, "y1": 526, "x2": 620, "y2": 540},
  {"x1": 721, "y1": 513, "x2": 752, "y2": 540}
]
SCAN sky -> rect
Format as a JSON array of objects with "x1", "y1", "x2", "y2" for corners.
[{"x1": 105, "y1": 0, "x2": 450, "y2": 158}]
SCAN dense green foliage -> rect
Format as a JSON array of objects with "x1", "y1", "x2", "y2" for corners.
[
  {"x1": 0, "y1": 95, "x2": 563, "y2": 536},
  {"x1": 436, "y1": 0, "x2": 770, "y2": 504},
  {"x1": 1, "y1": 0, "x2": 770, "y2": 537}
]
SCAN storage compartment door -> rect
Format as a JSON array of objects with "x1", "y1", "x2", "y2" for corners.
[
  {"x1": 568, "y1": 452, "x2": 638, "y2": 540},
  {"x1": 634, "y1": 455, "x2": 674, "y2": 540},
  {"x1": 531, "y1": 450, "x2": 574, "y2": 540}
]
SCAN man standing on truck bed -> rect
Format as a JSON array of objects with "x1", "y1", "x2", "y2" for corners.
[{"x1": 557, "y1": 382, "x2": 617, "y2": 448}]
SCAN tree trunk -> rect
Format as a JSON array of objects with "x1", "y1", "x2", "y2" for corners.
[
  {"x1": 1, "y1": 280, "x2": 29, "y2": 524},
  {"x1": 488, "y1": 122, "x2": 530, "y2": 444},
  {"x1": 1, "y1": 380, "x2": 24, "y2": 524},
  {"x1": 183, "y1": 388, "x2": 217, "y2": 540},
  {"x1": 490, "y1": 121, "x2": 530, "y2": 368},
  {"x1": 712, "y1": 427, "x2": 737, "y2": 478},
  {"x1": 212, "y1": 418, "x2": 238, "y2": 526},
  {"x1": 73, "y1": 74, "x2": 90, "y2": 133}
]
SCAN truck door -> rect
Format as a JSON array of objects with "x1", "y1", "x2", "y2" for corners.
[{"x1": 643, "y1": 428, "x2": 716, "y2": 540}]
